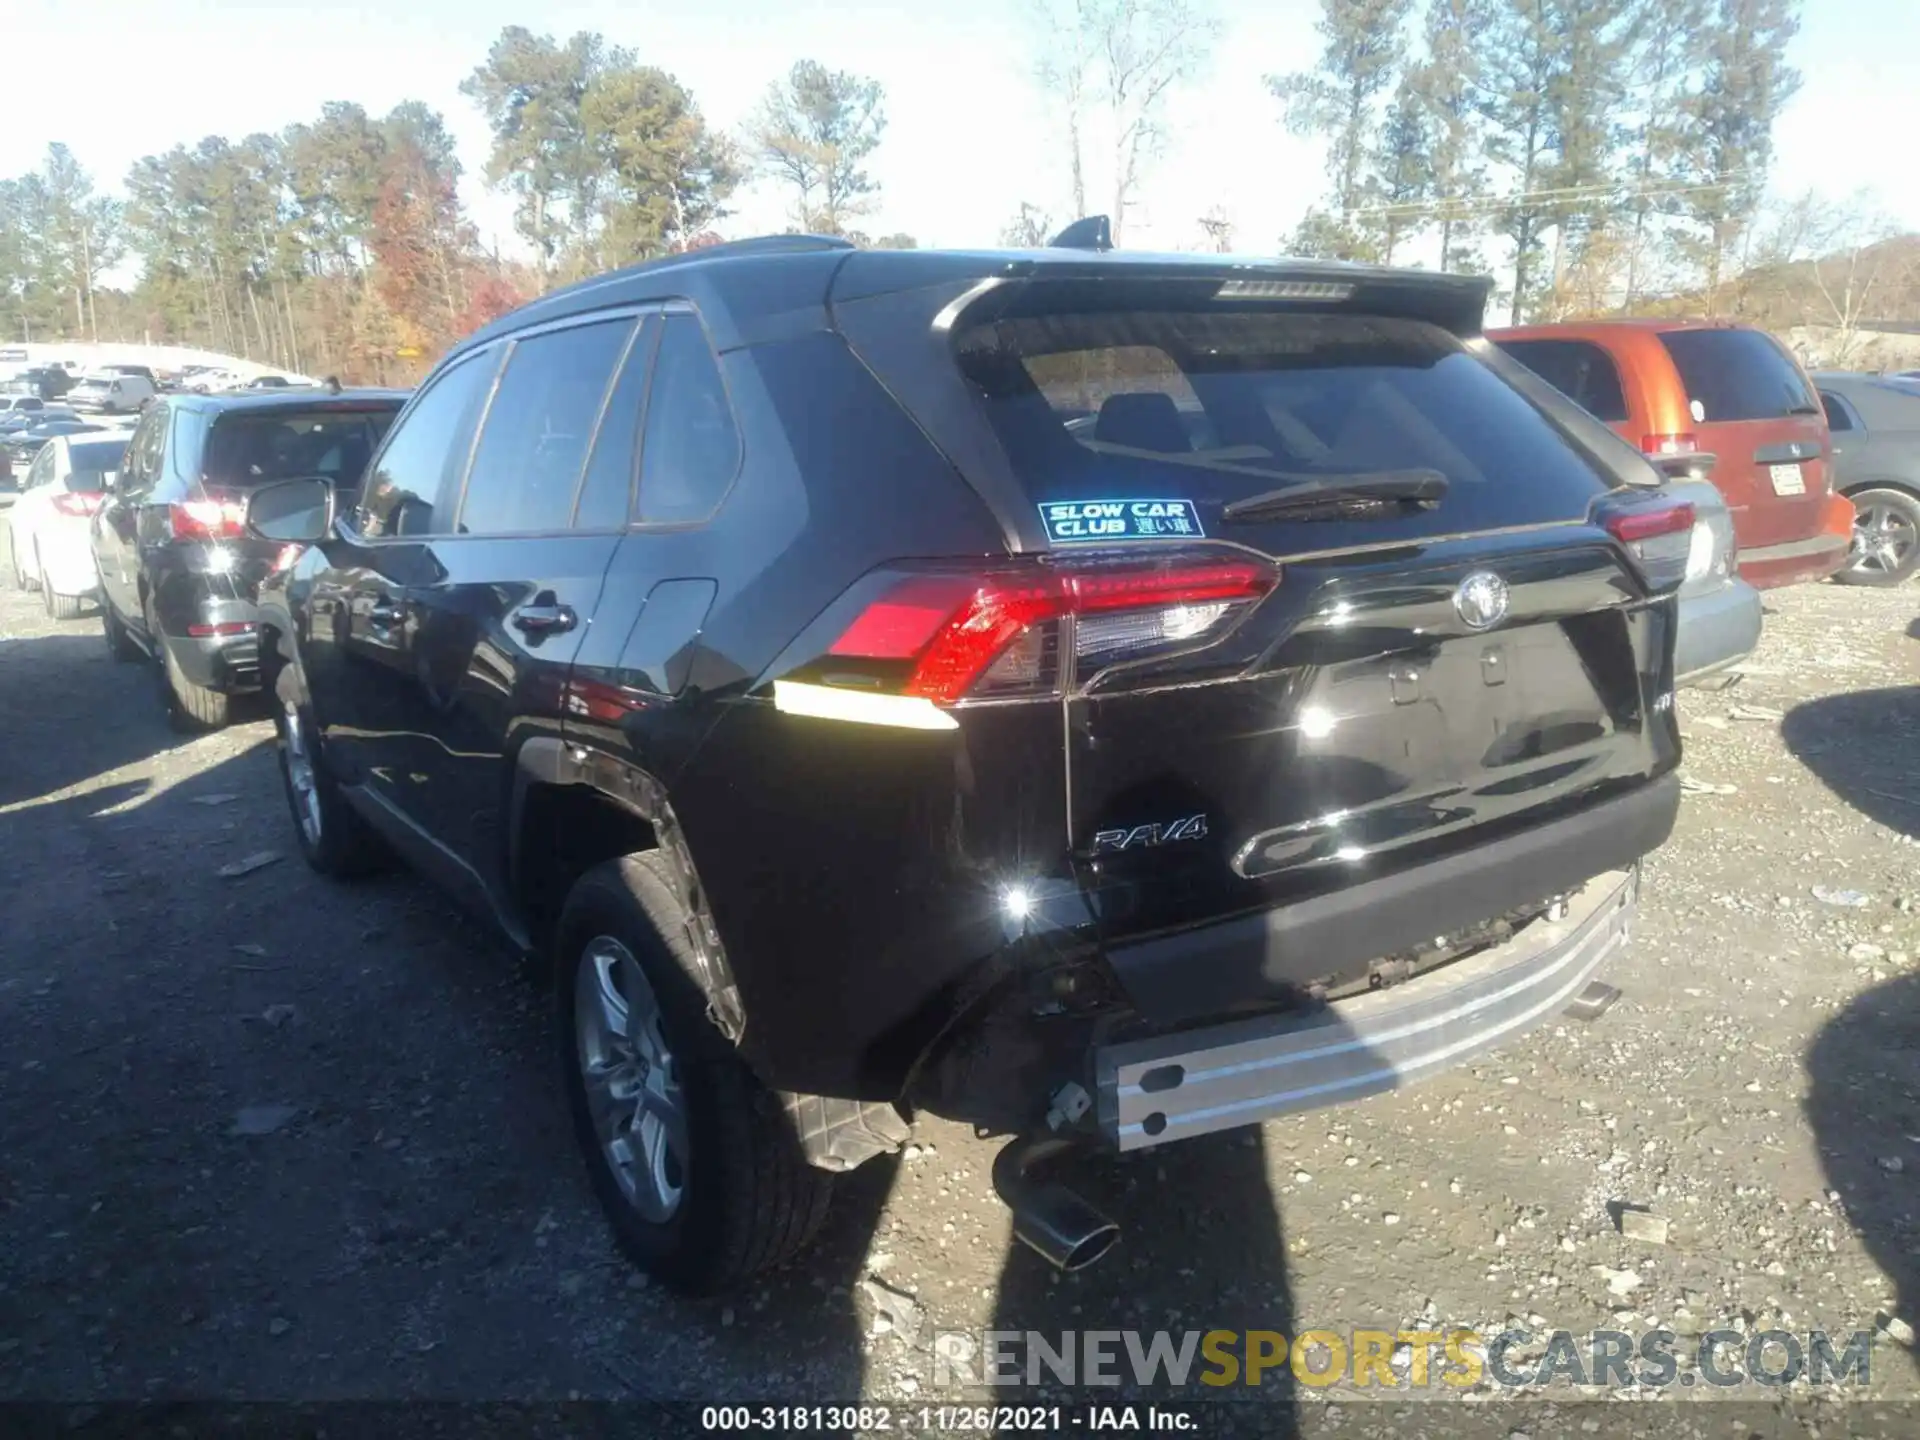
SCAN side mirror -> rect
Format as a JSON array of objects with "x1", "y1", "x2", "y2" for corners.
[{"x1": 246, "y1": 476, "x2": 336, "y2": 543}]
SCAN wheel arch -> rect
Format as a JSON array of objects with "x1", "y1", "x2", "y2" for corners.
[{"x1": 511, "y1": 738, "x2": 744, "y2": 1043}]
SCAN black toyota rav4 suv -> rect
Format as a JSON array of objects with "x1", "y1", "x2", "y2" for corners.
[{"x1": 248, "y1": 231, "x2": 1691, "y2": 1293}]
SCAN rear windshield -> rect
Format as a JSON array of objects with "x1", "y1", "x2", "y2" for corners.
[
  {"x1": 66, "y1": 438, "x2": 126, "y2": 486},
  {"x1": 953, "y1": 306, "x2": 1611, "y2": 546},
  {"x1": 1658, "y1": 329, "x2": 1818, "y2": 423},
  {"x1": 200, "y1": 409, "x2": 398, "y2": 492},
  {"x1": 1492, "y1": 338, "x2": 1629, "y2": 422}
]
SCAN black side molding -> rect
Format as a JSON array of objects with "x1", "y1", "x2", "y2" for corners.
[{"x1": 1107, "y1": 774, "x2": 1680, "y2": 1025}]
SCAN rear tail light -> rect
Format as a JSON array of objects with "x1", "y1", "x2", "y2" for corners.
[
  {"x1": 1641, "y1": 433, "x2": 1698, "y2": 457},
  {"x1": 168, "y1": 499, "x2": 246, "y2": 541},
  {"x1": 820, "y1": 555, "x2": 1278, "y2": 707},
  {"x1": 50, "y1": 492, "x2": 103, "y2": 517},
  {"x1": 185, "y1": 621, "x2": 256, "y2": 638},
  {"x1": 1599, "y1": 497, "x2": 1695, "y2": 590}
]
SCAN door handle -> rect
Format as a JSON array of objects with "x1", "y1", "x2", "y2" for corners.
[{"x1": 512, "y1": 603, "x2": 577, "y2": 636}]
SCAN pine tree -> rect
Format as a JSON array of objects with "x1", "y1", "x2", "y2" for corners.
[
  {"x1": 1674, "y1": 0, "x2": 1802, "y2": 312},
  {"x1": 748, "y1": 60, "x2": 886, "y2": 237},
  {"x1": 1269, "y1": 0, "x2": 1418, "y2": 260},
  {"x1": 1407, "y1": 0, "x2": 1489, "y2": 273}
]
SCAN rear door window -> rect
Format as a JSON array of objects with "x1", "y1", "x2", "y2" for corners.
[
  {"x1": 574, "y1": 317, "x2": 657, "y2": 531},
  {"x1": 1657, "y1": 329, "x2": 1818, "y2": 422},
  {"x1": 456, "y1": 318, "x2": 634, "y2": 536},
  {"x1": 1490, "y1": 338, "x2": 1628, "y2": 422},
  {"x1": 954, "y1": 303, "x2": 1612, "y2": 549},
  {"x1": 1819, "y1": 391, "x2": 1855, "y2": 432}
]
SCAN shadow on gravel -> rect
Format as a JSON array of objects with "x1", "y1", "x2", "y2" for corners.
[
  {"x1": 1805, "y1": 971, "x2": 1920, "y2": 1382},
  {"x1": 0, "y1": 630, "x2": 181, "y2": 807},
  {"x1": 1782, "y1": 687, "x2": 1920, "y2": 839}
]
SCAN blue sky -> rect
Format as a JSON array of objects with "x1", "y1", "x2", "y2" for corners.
[{"x1": 3, "y1": 0, "x2": 1917, "y2": 265}]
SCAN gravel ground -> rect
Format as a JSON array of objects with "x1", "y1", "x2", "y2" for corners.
[{"x1": 1, "y1": 529, "x2": 1917, "y2": 1432}]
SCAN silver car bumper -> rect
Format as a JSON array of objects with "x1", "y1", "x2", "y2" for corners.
[
  {"x1": 1096, "y1": 867, "x2": 1636, "y2": 1151},
  {"x1": 1676, "y1": 577, "x2": 1762, "y2": 686}
]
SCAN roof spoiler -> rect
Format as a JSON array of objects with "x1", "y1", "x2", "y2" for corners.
[{"x1": 1049, "y1": 216, "x2": 1113, "y2": 252}]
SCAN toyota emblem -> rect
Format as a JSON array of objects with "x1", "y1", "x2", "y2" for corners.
[{"x1": 1453, "y1": 571, "x2": 1510, "y2": 630}]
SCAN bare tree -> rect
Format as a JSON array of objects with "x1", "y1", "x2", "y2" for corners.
[
  {"x1": 1032, "y1": 0, "x2": 1218, "y2": 244},
  {"x1": 1786, "y1": 192, "x2": 1909, "y2": 366},
  {"x1": 1001, "y1": 201, "x2": 1056, "y2": 247},
  {"x1": 1197, "y1": 206, "x2": 1233, "y2": 251}
]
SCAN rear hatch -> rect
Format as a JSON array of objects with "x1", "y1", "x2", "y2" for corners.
[
  {"x1": 1656, "y1": 326, "x2": 1830, "y2": 552},
  {"x1": 161, "y1": 404, "x2": 398, "y2": 596},
  {"x1": 829, "y1": 263, "x2": 1684, "y2": 952}
]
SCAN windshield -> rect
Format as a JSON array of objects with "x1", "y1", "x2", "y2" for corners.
[
  {"x1": 1658, "y1": 329, "x2": 1818, "y2": 422},
  {"x1": 199, "y1": 409, "x2": 398, "y2": 492},
  {"x1": 953, "y1": 303, "x2": 1611, "y2": 546}
]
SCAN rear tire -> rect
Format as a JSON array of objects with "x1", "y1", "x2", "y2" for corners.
[
  {"x1": 1835, "y1": 486, "x2": 1920, "y2": 587},
  {"x1": 101, "y1": 599, "x2": 141, "y2": 662},
  {"x1": 557, "y1": 854, "x2": 834, "y2": 1294},
  {"x1": 38, "y1": 548, "x2": 84, "y2": 619},
  {"x1": 273, "y1": 666, "x2": 386, "y2": 878},
  {"x1": 148, "y1": 595, "x2": 230, "y2": 731},
  {"x1": 10, "y1": 533, "x2": 37, "y2": 592}
]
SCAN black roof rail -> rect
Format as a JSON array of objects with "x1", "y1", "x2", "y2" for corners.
[
  {"x1": 1049, "y1": 216, "x2": 1113, "y2": 252},
  {"x1": 684, "y1": 233, "x2": 857, "y2": 260}
]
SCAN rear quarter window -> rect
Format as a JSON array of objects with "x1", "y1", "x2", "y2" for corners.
[
  {"x1": 1657, "y1": 329, "x2": 1818, "y2": 423},
  {"x1": 1491, "y1": 338, "x2": 1629, "y2": 423},
  {"x1": 954, "y1": 306, "x2": 1612, "y2": 548}
]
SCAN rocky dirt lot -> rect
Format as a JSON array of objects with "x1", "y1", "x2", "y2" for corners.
[{"x1": 0, "y1": 534, "x2": 1916, "y2": 1433}]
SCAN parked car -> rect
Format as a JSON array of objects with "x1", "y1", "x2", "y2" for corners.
[
  {"x1": 66, "y1": 372, "x2": 157, "y2": 415},
  {"x1": 0, "y1": 404, "x2": 76, "y2": 436},
  {"x1": 247, "y1": 235, "x2": 1690, "y2": 1293},
  {"x1": 1488, "y1": 320, "x2": 1854, "y2": 590},
  {"x1": 102, "y1": 363, "x2": 158, "y2": 385},
  {"x1": 245, "y1": 375, "x2": 294, "y2": 390},
  {"x1": 7, "y1": 365, "x2": 76, "y2": 401},
  {"x1": 5, "y1": 431, "x2": 131, "y2": 617},
  {"x1": 91, "y1": 388, "x2": 406, "y2": 728},
  {"x1": 0, "y1": 394, "x2": 51, "y2": 424},
  {"x1": 3, "y1": 417, "x2": 111, "y2": 473},
  {"x1": 1813, "y1": 371, "x2": 1920, "y2": 586}
]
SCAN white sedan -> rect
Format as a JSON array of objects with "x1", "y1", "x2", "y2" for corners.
[{"x1": 6, "y1": 430, "x2": 133, "y2": 619}]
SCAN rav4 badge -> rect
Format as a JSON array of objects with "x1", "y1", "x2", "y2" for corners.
[{"x1": 1091, "y1": 814, "x2": 1209, "y2": 854}]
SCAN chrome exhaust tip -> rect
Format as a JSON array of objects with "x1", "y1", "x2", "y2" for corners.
[{"x1": 992, "y1": 1132, "x2": 1120, "y2": 1273}]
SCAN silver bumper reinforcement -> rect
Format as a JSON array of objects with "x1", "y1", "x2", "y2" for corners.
[{"x1": 1096, "y1": 867, "x2": 1637, "y2": 1151}]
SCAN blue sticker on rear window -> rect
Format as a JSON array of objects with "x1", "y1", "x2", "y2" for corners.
[{"x1": 1037, "y1": 498, "x2": 1205, "y2": 543}]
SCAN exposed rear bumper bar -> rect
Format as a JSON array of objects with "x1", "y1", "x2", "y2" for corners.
[
  {"x1": 1106, "y1": 773, "x2": 1678, "y2": 1025},
  {"x1": 1096, "y1": 867, "x2": 1636, "y2": 1150}
]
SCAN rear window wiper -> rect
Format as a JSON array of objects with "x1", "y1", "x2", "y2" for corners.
[
  {"x1": 1786, "y1": 403, "x2": 1822, "y2": 416},
  {"x1": 1220, "y1": 468, "x2": 1449, "y2": 523}
]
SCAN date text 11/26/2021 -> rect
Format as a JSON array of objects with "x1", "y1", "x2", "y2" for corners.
[{"x1": 700, "y1": 1404, "x2": 1199, "y2": 1432}]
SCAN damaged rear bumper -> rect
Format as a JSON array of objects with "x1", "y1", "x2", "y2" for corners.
[{"x1": 1095, "y1": 866, "x2": 1636, "y2": 1151}]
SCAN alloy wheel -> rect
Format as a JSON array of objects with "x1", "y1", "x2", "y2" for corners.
[
  {"x1": 1849, "y1": 500, "x2": 1918, "y2": 577},
  {"x1": 574, "y1": 936, "x2": 689, "y2": 1224},
  {"x1": 280, "y1": 699, "x2": 324, "y2": 847}
]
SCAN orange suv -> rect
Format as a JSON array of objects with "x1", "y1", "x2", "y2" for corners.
[{"x1": 1489, "y1": 319, "x2": 1854, "y2": 588}]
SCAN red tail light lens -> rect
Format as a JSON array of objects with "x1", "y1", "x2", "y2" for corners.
[
  {"x1": 1600, "y1": 497, "x2": 1696, "y2": 591},
  {"x1": 828, "y1": 558, "x2": 1277, "y2": 704},
  {"x1": 1603, "y1": 501, "x2": 1695, "y2": 544},
  {"x1": 186, "y1": 621, "x2": 256, "y2": 638},
  {"x1": 1641, "y1": 433, "x2": 1698, "y2": 457},
  {"x1": 169, "y1": 499, "x2": 246, "y2": 541},
  {"x1": 50, "y1": 492, "x2": 104, "y2": 518}
]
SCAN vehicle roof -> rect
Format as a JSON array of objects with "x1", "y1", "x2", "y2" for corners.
[
  {"x1": 1489, "y1": 317, "x2": 1764, "y2": 338},
  {"x1": 164, "y1": 388, "x2": 410, "y2": 416},
  {"x1": 448, "y1": 235, "x2": 1499, "y2": 362}
]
